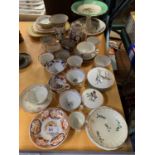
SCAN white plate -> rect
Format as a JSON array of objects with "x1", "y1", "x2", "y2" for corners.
[
  {"x1": 85, "y1": 106, "x2": 128, "y2": 150},
  {"x1": 59, "y1": 90, "x2": 81, "y2": 112},
  {"x1": 20, "y1": 84, "x2": 53, "y2": 113},
  {"x1": 87, "y1": 67, "x2": 115, "y2": 89},
  {"x1": 82, "y1": 88, "x2": 104, "y2": 109},
  {"x1": 94, "y1": 55, "x2": 111, "y2": 67}
]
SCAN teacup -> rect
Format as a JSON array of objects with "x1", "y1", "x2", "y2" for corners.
[
  {"x1": 45, "y1": 59, "x2": 66, "y2": 74},
  {"x1": 66, "y1": 68, "x2": 85, "y2": 86},
  {"x1": 69, "y1": 111, "x2": 85, "y2": 130},
  {"x1": 38, "y1": 52, "x2": 54, "y2": 66},
  {"x1": 76, "y1": 41, "x2": 98, "y2": 60},
  {"x1": 48, "y1": 75, "x2": 70, "y2": 93},
  {"x1": 67, "y1": 55, "x2": 83, "y2": 68},
  {"x1": 36, "y1": 15, "x2": 53, "y2": 29}
]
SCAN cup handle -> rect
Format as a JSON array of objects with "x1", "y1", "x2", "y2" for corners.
[{"x1": 64, "y1": 84, "x2": 70, "y2": 89}]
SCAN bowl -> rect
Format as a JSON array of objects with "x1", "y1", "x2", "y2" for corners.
[
  {"x1": 67, "y1": 55, "x2": 83, "y2": 68},
  {"x1": 54, "y1": 49, "x2": 70, "y2": 62},
  {"x1": 48, "y1": 74, "x2": 70, "y2": 93},
  {"x1": 87, "y1": 36, "x2": 100, "y2": 46},
  {"x1": 59, "y1": 89, "x2": 81, "y2": 112},
  {"x1": 82, "y1": 88, "x2": 104, "y2": 109},
  {"x1": 50, "y1": 14, "x2": 68, "y2": 26},
  {"x1": 76, "y1": 41, "x2": 97, "y2": 60},
  {"x1": 36, "y1": 15, "x2": 53, "y2": 29},
  {"x1": 45, "y1": 59, "x2": 66, "y2": 74},
  {"x1": 94, "y1": 55, "x2": 111, "y2": 67},
  {"x1": 87, "y1": 67, "x2": 115, "y2": 90},
  {"x1": 38, "y1": 52, "x2": 54, "y2": 66},
  {"x1": 66, "y1": 68, "x2": 85, "y2": 86},
  {"x1": 20, "y1": 84, "x2": 53, "y2": 113},
  {"x1": 69, "y1": 111, "x2": 85, "y2": 130},
  {"x1": 85, "y1": 106, "x2": 128, "y2": 150}
]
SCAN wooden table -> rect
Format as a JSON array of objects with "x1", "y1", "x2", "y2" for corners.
[{"x1": 19, "y1": 22, "x2": 132, "y2": 153}]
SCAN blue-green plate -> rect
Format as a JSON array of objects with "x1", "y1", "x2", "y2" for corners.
[{"x1": 71, "y1": 0, "x2": 108, "y2": 16}]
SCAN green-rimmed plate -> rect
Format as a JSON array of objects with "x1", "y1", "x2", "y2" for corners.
[{"x1": 71, "y1": 0, "x2": 108, "y2": 16}]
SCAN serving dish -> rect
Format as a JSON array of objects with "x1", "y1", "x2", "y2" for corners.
[
  {"x1": 82, "y1": 88, "x2": 104, "y2": 109},
  {"x1": 20, "y1": 84, "x2": 53, "y2": 113},
  {"x1": 87, "y1": 67, "x2": 115, "y2": 89},
  {"x1": 59, "y1": 89, "x2": 81, "y2": 112},
  {"x1": 30, "y1": 108, "x2": 70, "y2": 149},
  {"x1": 85, "y1": 106, "x2": 128, "y2": 150}
]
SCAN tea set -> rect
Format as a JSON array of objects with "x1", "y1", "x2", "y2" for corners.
[{"x1": 20, "y1": 0, "x2": 128, "y2": 151}]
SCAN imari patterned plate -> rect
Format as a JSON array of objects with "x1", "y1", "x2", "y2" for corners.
[
  {"x1": 85, "y1": 106, "x2": 128, "y2": 150},
  {"x1": 30, "y1": 108, "x2": 70, "y2": 149}
]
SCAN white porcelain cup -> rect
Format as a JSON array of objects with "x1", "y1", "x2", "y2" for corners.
[
  {"x1": 69, "y1": 111, "x2": 85, "y2": 131},
  {"x1": 67, "y1": 55, "x2": 83, "y2": 68},
  {"x1": 76, "y1": 41, "x2": 98, "y2": 59}
]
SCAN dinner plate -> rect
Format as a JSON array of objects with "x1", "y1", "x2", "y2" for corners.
[
  {"x1": 82, "y1": 88, "x2": 104, "y2": 109},
  {"x1": 85, "y1": 106, "x2": 128, "y2": 150},
  {"x1": 30, "y1": 108, "x2": 70, "y2": 149},
  {"x1": 87, "y1": 67, "x2": 115, "y2": 89}
]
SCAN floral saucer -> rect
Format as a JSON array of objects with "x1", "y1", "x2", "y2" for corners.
[{"x1": 82, "y1": 88, "x2": 104, "y2": 109}]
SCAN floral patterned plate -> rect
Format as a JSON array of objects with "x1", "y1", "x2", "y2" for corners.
[
  {"x1": 30, "y1": 108, "x2": 70, "y2": 149},
  {"x1": 82, "y1": 88, "x2": 104, "y2": 109},
  {"x1": 85, "y1": 106, "x2": 128, "y2": 150},
  {"x1": 87, "y1": 67, "x2": 115, "y2": 90}
]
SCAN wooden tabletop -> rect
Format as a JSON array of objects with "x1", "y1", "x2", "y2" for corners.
[{"x1": 19, "y1": 22, "x2": 132, "y2": 152}]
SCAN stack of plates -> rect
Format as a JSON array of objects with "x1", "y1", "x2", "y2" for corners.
[{"x1": 19, "y1": 0, "x2": 46, "y2": 21}]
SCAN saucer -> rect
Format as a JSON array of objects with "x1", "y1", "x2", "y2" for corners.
[
  {"x1": 59, "y1": 90, "x2": 81, "y2": 112},
  {"x1": 20, "y1": 84, "x2": 53, "y2": 113},
  {"x1": 82, "y1": 88, "x2": 104, "y2": 109},
  {"x1": 87, "y1": 67, "x2": 115, "y2": 89}
]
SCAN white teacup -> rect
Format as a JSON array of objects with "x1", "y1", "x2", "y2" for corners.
[
  {"x1": 69, "y1": 111, "x2": 85, "y2": 130},
  {"x1": 76, "y1": 41, "x2": 98, "y2": 60},
  {"x1": 67, "y1": 55, "x2": 83, "y2": 68}
]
